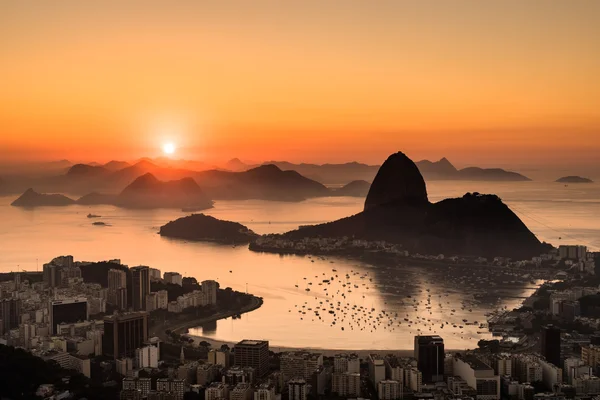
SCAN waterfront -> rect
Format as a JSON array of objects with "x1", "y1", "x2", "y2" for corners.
[{"x1": 1, "y1": 181, "x2": 599, "y2": 350}]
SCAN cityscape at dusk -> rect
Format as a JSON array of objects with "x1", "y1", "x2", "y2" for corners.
[{"x1": 1, "y1": 2, "x2": 600, "y2": 400}]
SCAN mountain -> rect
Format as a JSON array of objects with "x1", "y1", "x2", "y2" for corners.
[
  {"x1": 273, "y1": 151, "x2": 546, "y2": 259},
  {"x1": 416, "y1": 157, "x2": 458, "y2": 179},
  {"x1": 103, "y1": 160, "x2": 131, "y2": 171},
  {"x1": 115, "y1": 173, "x2": 213, "y2": 209},
  {"x1": 195, "y1": 164, "x2": 329, "y2": 201},
  {"x1": 556, "y1": 176, "x2": 593, "y2": 183},
  {"x1": 228, "y1": 157, "x2": 530, "y2": 184},
  {"x1": 159, "y1": 213, "x2": 259, "y2": 243},
  {"x1": 11, "y1": 188, "x2": 75, "y2": 207},
  {"x1": 66, "y1": 164, "x2": 109, "y2": 177},
  {"x1": 456, "y1": 167, "x2": 530, "y2": 181},
  {"x1": 333, "y1": 180, "x2": 371, "y2": 197}
]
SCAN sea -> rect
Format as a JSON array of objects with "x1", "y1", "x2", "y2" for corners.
[{"x1": 1, "y1": 181, "x2": 599, "y2": 351}]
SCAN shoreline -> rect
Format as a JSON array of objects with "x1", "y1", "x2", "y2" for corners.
[{"x1": 149, "y1": 295, "x2": 264, "y2": 340}]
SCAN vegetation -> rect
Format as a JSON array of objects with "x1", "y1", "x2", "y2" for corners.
[{"x1": 0, "y1": 344, "x2": 118, "y2": 400}]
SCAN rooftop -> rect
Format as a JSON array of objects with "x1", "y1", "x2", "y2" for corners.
[{"x1": 236, "y1": 339, "x2": 268, "y2": 347}]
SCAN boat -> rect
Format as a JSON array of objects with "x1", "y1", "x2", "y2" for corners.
[{"x1": 87, "y1": 213, "x2": 101, "y2": 218}]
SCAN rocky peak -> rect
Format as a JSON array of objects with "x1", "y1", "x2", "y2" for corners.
[{"x1": 364, "y1": 152, "x2": 429, "y2": 211}]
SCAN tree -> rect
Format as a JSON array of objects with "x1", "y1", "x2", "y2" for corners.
[{"x1": 199, "y1": 341, "x2": 211, "y2": 348}]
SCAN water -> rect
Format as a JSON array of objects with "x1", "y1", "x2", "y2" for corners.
[{"x1": 1, "y1": 181, "x2": 599, "y2": 350}]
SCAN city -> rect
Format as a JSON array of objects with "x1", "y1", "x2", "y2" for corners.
[{"x1": 1, "y1": 243, "x2": 600, "y2": 400}]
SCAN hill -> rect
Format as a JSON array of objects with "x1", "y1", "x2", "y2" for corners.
[
  {"x1": 273, "y1": 151, "x2": 547, "y2": 259},
  {"x1": 195, "y1": 164, "x2": 329, "y2": 201},
  {"x1": 159, "y1": 213, "x2": 259, "y2": 243},
  {"x1": 115, "y1": 173, "x2": 213, "y2": 209},
  {"x1": 11, "y1": 188, "x2": 76, "y2": 207},
  {"x1": 556, "y1": 176, "x2": 593, "y2": 183},
  {"x1": 332, "y1": 180, "x2": 371, "y2": 197}
]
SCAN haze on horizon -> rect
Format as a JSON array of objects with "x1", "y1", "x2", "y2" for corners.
[{"x1": 1, "y1": 1, "x2": 599, "y2": 171}]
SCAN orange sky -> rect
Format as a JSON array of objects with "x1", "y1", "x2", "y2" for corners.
[{"x1": 1, "y1": 1, "x2": 599, "y2": 167}]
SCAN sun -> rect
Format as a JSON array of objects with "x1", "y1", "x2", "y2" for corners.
[{"x1": 162, "y1": 142, "x2": 176, "y2": 155}]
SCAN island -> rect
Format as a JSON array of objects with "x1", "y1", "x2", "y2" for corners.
[
  {"x1": 92, "y1": 221, "x2": 109, "y2": 226},
  {"x1": 556, "y1": 176, "x2": 593, "y2": 183},
  {"x1": 159, "y1": 213, "x2": 259, "y2": 244},
  {"x1": 332, "y1": 180, "x2": 371, "y2": 197},
  {"x1": 11, "y1": 188, "x2": 75, "y2": 207}
]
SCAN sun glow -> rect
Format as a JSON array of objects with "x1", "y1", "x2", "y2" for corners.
[{"x1": 162, "y1": 142, "x2": 176, "y2": 155}]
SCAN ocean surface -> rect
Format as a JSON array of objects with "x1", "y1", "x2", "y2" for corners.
[{"x1": 1, "y1": 181, "x2": 599, "y2": 350}]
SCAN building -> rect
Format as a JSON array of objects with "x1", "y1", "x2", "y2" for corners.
[
  {"x1": 288, "y1": 378, "x2": 308, "y2": 400},
  {"x1": 332, "y1": 372, "x2": 360, "y2": 397},
  {"x1": 453, "y1": 355, "x2": 500, "y2": 400},
  {"x1": 116, "y1": 287, "x2": 128, "y2": 311},
  {"x1": 116, "y1": 357, "x2": 134, "y2": 376},
  {"x1": 368, "y1": 354, "x2": 386, "y2": 386},
  {"x1": 542, "y1": 325, "x2": 561, "y2": 367},
  {"x1": 135, "y1": 345, "x2": 159, "y2": 368},
  {"x1": 254, "y1": 384, "x2": 276, "y2": 400},
  {"x1": 540, "y1": 358, "x2": 563, "y2": 390},
  {"x1": 581, "y1": 345, "x2": 600, "y2": 368},
  {"x1": 205, "y1": 382, "x2": 229, "y2": 400},
  {"x1": 145, "y1": 293, "x2": 158, "y2": 312},
  {"x1": 108, "y1": 269, "x2": 127, "y2": 305},
  {"x1": 201, "y1": 280, "x2": 219, "y2": 305},
  {"x1": 280, "y1": 351, "x2": 323, "y2": 382},
  {"x1": 122, "y1": 378, "x2": 151, "y2": 398},
  {"x1": 149, "y1": 268, "x2": 162, "y2": 281},
  {"x1": 131, "y1": 266, "x2": 150, "y2": 311},
  {"x1": 163, "y1": 272, "x2": 183, "y2": 286},
  {"x1": 414, "y1": 335, "x2": 445, "y2": 383},
  {"x1": 156, "y1": 379, "x2": 185, "y2": 400},
  {"x1": 59, "y1": 266, "x2": 82, "y2": 287},
  {"x1": 378, "y1": 380, "x2": 400, "y2": 400},
  {"x1": 231, "y1": 382, "x2": 253, "y2": 400},
  {"x1": 558, "y1": 245, "x2": 587, "y2": 260},
  {"x1": 195, "y1": 363, "x2": 217, "y2": 385},
  {"x1": 334, "y1": 353, "x2": 360, "y2": 374},
  {"x1": 0, "y1": 298, "x2": 21, "y2": 334},
  {"x1": 223, "y1": 366, "x2": 256, "y2": 385},
  {"x1": 103, "y1": 312, "x2": 149, "y2": 359},
  {"x1": 208, "y1": 348, "x2": 230, "y2": 367},
  {"x1": 156, "y1": 290, "x2": 168, "y2": 310},
  {"x1": 49, "y1": 298, "x2": 88, "y2": 335},
  {"x1": 42, "y1": 351, "x2": 91, "y2": 378},
  {"x1": 120, "y1": 389, "x2": 142, "y2": 400},
  {"x1": 234, "y1": 340, "x2": 269, "y2": 377}
]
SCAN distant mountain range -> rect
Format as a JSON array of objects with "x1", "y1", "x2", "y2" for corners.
[
  {"x1": 11, "y1": 173, "x2": 213, "y2": 210},
  {"x1": 264, "y1": 152, "x2": 548, "y2": 259},
  {"x1": 225, "y1": 157, "x2": 531, "y2": 184}
]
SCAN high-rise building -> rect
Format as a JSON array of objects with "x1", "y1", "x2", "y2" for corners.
[
  {"x1": 234, "y1": 340, "x2": 270, "y2": 377},
  {"x1": 334, "y1": 353, "x2": 360, "y2": 374},
  {"x1": 156, "y1": 379, "x2": 185, "y2": 400},
  {"x1": 108, "y1": 269, "x2": 127, "y2": 305},
  {"x1": 49, "y1": 298, "x2": 88, "y2": 335},
  {"x1": 122, "y1": 378, "x2": 151, "y2": 398},
  {"x1": 452, "y1": 355, "x2": 500, "y2": 400},
  {"x1": 332, "y1": 372, "x2": 360, "y2": 397},
  {"x1": 231, "y1": 382, "x2": 253, "y2": 400},
  {"x1": 43, "y1": 263, "x2": 60, "y2": 288},
  {"x1": 254, "y1": 384, "x2": 276, "y2": 400},
  {"x1": 414, "y1": 335, "x2": 445, "y2": 383},
  {"x1": 558, "y1": 245, "x2": 587, "y2": 260},
  {"x1": 378, "y1": 380, "x2": 400, "y2": 400},
  {"x1": 59, "y1": 266, "x2": 82, "y2": 287},
  {"x1": 131, "y1": 266, "x2": 150, "y2": 311},
  {"x1": 368, "y1": 354, "x2": 386, "y2": 386},
  {"x1": 103, "y1": 312, "x2": 149, "y2": 359},
  {"x1": 0, "y1": 298, "x2": 21, "y2": 334},
  {"x1": 116, "y1": 287, "x2": 128, "y2": 311},
  {"x1": 541, "y1": 325, "x2": 561, "y2": 367},
  {"x1": 208, "y1": 348, "x2": 231, "y2": 367},
  {"x1": 135, "y1": 345, "x2": 159, "y2": 368},
  {"x1": 280, "y1": 351, "x2": 323, "y2": 382},
  {"x1": 201, "y1": 280, "x2": 219, "y2": 305},
  {"x1": 288, "y1": 378, "x2": 308, "y2": 400},
  {"x1": 163, "y1": 272, "x2": 183, "y2": 286},
  {"x1": 145, "y1": 293, "x2": 158, "y2": 312},
  {"x1": 156, "y1": 290, "x2": 168, "y2": 309},
  {"x1": 205, "y1": 382, "x2": 229, "y2": 400}
]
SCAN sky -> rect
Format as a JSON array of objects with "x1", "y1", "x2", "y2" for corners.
[{"x1": 1, "y1": 1, "x2": 599, "y2": 168}]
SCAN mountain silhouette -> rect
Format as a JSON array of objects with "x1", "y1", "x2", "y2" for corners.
[{"x1": 277, "y1": 151, "x2": 546, "y2": 259}]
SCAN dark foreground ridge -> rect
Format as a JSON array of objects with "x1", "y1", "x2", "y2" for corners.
[
  {"x1": 159, "y1": 213, "x2": 259, "y2": 243},
  {"x1": 268, "y1": 151, "x2": 548, "y2": 259}
]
